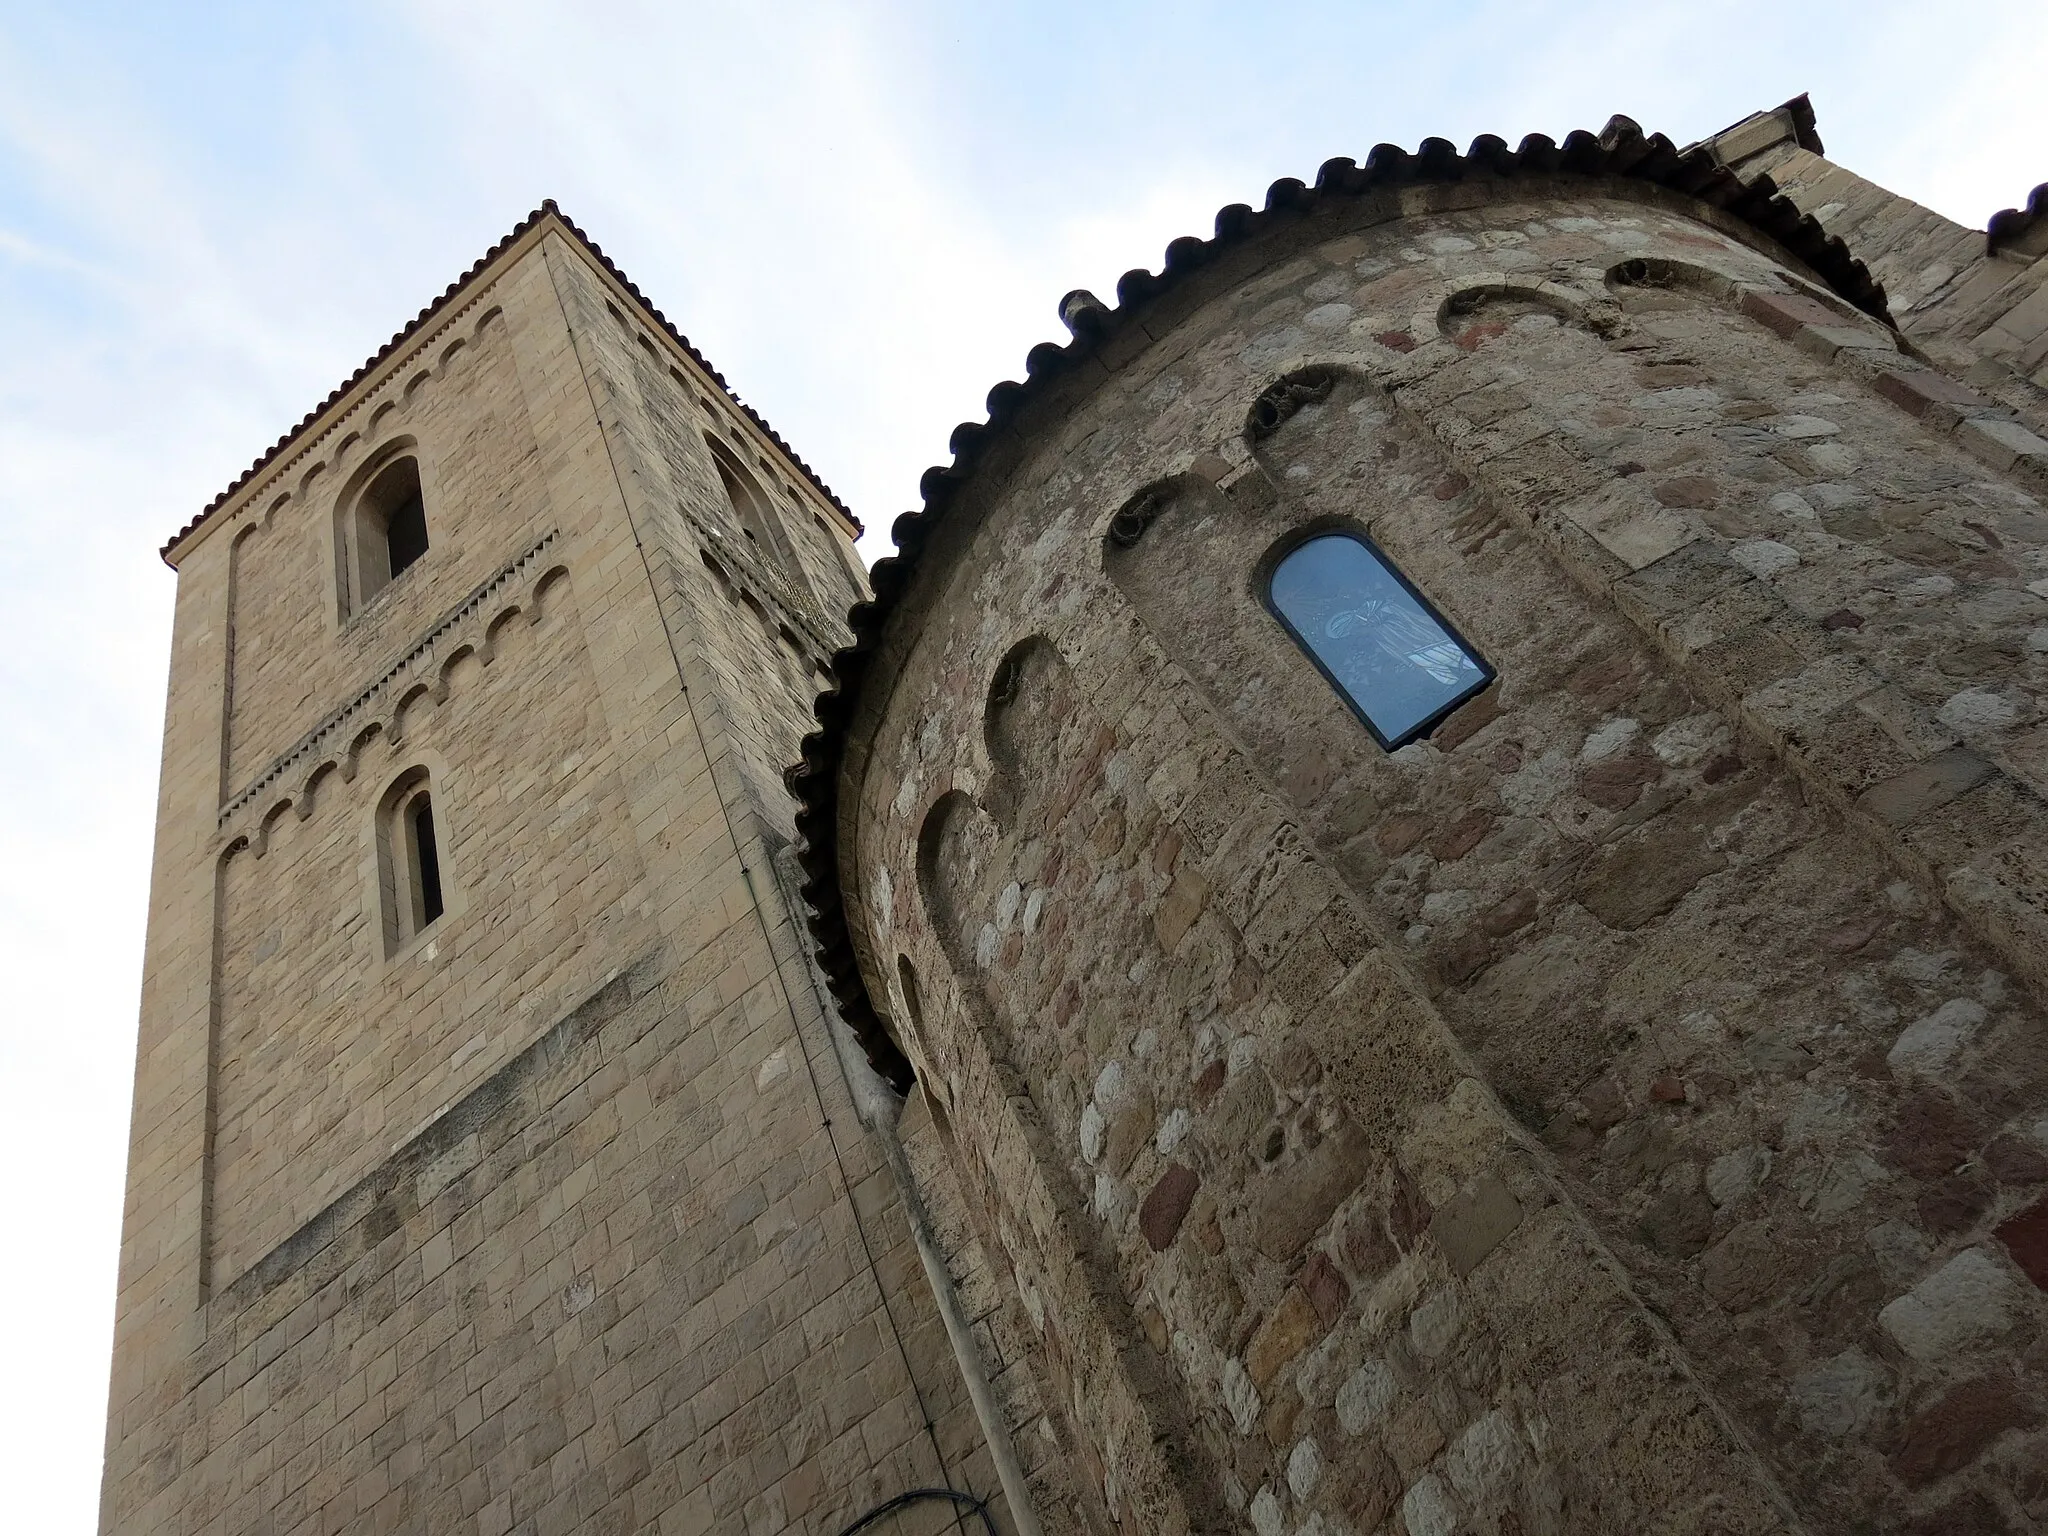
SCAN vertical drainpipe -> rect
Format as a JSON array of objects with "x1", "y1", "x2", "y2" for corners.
[
  {"x1": 872, "y1": 1097, "x2": 1047, "y2": 1536},
  {"x1": 766, "y1": 849, "x2": 1045, "y2": 1536}
]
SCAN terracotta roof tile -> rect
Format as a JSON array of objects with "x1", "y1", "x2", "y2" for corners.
[
  {"x1": 1987, "y1": 182, "x2": 2048, "y2": 259},
  {"x1": 162, "y1": 200, "x2": 858, "y2": 563}
]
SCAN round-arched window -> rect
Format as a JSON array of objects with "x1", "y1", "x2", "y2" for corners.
[{"x1": 1265, "y1": 531, "x2": 1492, "y2": 749}]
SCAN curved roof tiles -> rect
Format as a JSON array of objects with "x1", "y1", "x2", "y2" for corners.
[{"x1": 161, "y1": 201, "x2": 858, "y2": 562}]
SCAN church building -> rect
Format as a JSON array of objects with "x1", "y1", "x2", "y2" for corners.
[{"x1": 106, "y1": 97, "x2": 2048, "y2": 1535}]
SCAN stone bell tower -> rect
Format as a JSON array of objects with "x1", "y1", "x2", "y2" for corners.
[{"x1": 101, "y1": 205, "x2": 1023, "y2": 1535}]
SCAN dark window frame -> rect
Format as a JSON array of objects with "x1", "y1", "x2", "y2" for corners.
[{"x1": 1261, "y1": 526, "x2": 1495, "y2": 751}]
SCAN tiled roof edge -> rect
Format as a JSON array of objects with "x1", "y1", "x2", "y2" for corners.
[
  {"x1": 1987, "y1": 182, "x2": 2048, "y2": 259},
  {"x1": 161, "y1": 200, "x2": 860, "y2": 564},
  {"x1": 782, "y1": 115, "x2": 1894, "y2": 1092}
]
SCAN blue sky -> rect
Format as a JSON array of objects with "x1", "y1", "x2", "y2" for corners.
[{"x1": 3, "y1": 3, "x2": 2045, "y2": 1529}]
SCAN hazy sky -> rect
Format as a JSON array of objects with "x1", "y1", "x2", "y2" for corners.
[{"x1": 4, "y1": 3, "x2": 2045, "y2": 1529}]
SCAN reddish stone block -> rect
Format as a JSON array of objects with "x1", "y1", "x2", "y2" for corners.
[
  {"x1": 1872, "y1": 366, "x2": 1993, "y2": 420},
  {"x1": 1373, "y1": 330, "x2": 1417, "y2": 354},
  {"x1": 1652, "y1": 475, "x2": 1719, "y2": 510},
  {"x1": 1888, "y1": 1371, "x2": 2038, "y2": 1485},
  {"x1": 1581, "y1": 754, "x2": 1658, "y2": 810},
  {"x1": 1191, "y1": 1059, "x2": 1226, "y2": 1105},
  {"x1": 1139, "y1": 1164, "x2": 1200, "y2": 1252},
  {"x1": 1298, "y1": 1251, "x2": 1350, "y2": 1327},
  {"x1": 1918, "y1": 1169, "x2": 1994, "y2": 1237},
  {"x1": 1985, "y1": 1134, "x2": 2048, "y2": 1187},
  {"x1": 1648, "y1": 1077, "x2": 1686, "y2": 1103},
  {"x1": 1376, "y1": 812, "x2": 1431, "y2": 857},
  {"x1": 1433, "y1": 686, "x2": 1503, "y2": 753},
  {"x1": 1428, "y1": 808, "x2": 1495, "y2": 863},
  {"x1": 1995, "y1": 1193, "x2": 2048, "y2": 1290},
  {"x1": 1739, "y1": 288, "x2": 1844, "y2": 338},
  {"x1": 1475, "y1": 888, "x2": 1540, "y2": 939},
  {"x1": 1885, "y1": 1089, "x2": 1984, "y2": 1181}
]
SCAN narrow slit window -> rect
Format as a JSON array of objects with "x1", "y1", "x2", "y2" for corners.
[
  {"x1": 409, "y1": 793, "x2": 444, "y2": 927},
  {"x1": 378, "y1": 770, "x2": 452, "y2": 955},
  {"x1": 1265, "y1": 531, "x2": 1492, "y2": 749}
]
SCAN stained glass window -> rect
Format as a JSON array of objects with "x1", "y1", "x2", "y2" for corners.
[{"x1": 1266, "y1": 532, "x2": 1492, "y2": 749}]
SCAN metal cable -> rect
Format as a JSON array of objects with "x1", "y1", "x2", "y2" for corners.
[{"x1": 832, "y1": 1487, "x2": 998, "y2": 1536}]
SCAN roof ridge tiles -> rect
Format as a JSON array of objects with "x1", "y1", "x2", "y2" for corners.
[{"x1": 160, "y1": 200, "x2": 858, "y2": 563}]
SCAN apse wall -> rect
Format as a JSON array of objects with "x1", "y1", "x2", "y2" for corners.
[{"x1": 836, "y1": 183, "x2": 2048, "y2": 1534}]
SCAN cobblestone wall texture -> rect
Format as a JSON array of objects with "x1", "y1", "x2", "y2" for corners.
[
  {"x1": 833, "y1": 169, "x2": 2048, "y2": 1535},
  {"x1": 107, "y1": 220, "x2": 1008, "y2": 1536}
]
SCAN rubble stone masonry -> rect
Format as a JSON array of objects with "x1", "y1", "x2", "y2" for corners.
[{"x1": 823, "y1": 135, "x2": 2048, "y2": 1533}]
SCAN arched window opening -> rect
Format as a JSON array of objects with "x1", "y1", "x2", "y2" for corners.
[
  {"x1": 708, "y1": 436, "x2": 774, "y2": 544},
  {"x1": 345, "y1": 455, "x2": 429, "y2": 613},
  {"x1": 1265, "y1": 531, "x2": 1492, "y2": 750},
  {"x1": 378, "y1": 770, "x2": 451, "y2": 955}
]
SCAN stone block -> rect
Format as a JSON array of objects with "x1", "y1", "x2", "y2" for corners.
[
  {"x1": 1578, "y1": 817, "x2": 1729, "y2": 931},
  {"x1": 1994, "y1": 1193, "x2": 2048, "y2": 1290},
  {"x1": 1739, "y1": 288, "x2": 1846, "y2": 338},
  {"x1": 1872, "y1": 366, "x2": 1994, "y2": 420},
  {"x1": 1958, "y1": 415, "x2": 2048, "y2": 474},
  {"x1": 1298, "y1": 1251, "x2": 1351, "y2": 1327},
  {"x1": 1856, "y1": 747, "x2": 1996, "y2": 827},
  {"x1": 1254, "y1": 1127, "x2": 1367, "y2": 1261},
  {"x1": 1877, "y1": 1247, "x2": 2025, "y2": 1361},
  {"x1": 1138, "y1": 1165, "x2": 1200, "y2": 1252},
  {"x1": 1426, "y1": 1171, "x2": 1522, "y2": 1277},
  {"x1": 1887, "y1": 1371, "x2": 2038, "y2": 1485},
  {"x1": 1245, "y1": 1287, "x2": 1322, "y2": 1390}
]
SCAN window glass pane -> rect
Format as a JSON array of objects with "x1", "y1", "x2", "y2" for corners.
[{"x1": 1268, "y1": 533, "x2": 1490, "y2": 747}]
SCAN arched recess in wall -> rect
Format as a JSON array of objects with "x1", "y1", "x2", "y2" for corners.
[
  {"x1": 373, "y1": 764, "x2": 453, "y2": 957},
  {"x1": 704, "y1": 433, "x2": 810, "y2": 596},
  {"x1": 889, "y1": 953, "x2": 933, "y2": 1082},
  {"x1": 1431, "y1": 278, "x2": 1617, "y2": 351},
  {"x1": 219, "y1": 522, "x2": 263, "y2": 798},
  {"x1": 1103, "y1": 367, "x2": 1508, "y2": 883},
  {"x1": 916, "y1": 788, "x2": 1006, "y2": 981},
  {"x1": 331, "y1": 436, "x2": 429, "y2": 620},
  {"x1": 980, "y1": 634, "x2": 1088, "y2": 822}
]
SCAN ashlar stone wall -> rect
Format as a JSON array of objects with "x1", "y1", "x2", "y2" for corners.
[
  {"x1": 838, "y1": 182, "x2": 2048, "y2": 1535},
  {"x1": 107, "y1": 218, "x2": 1001, "y2": 1536}
]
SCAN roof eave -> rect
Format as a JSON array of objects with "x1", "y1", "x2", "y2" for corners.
[
  {"x1": 784, "y1": 112, "x2": 1893, "y2": 1090},
  {"x1": 163, "y1": 201, "x2": 861, "y2": 568}
]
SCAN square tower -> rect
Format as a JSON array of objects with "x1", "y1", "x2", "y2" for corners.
[{"x1": 103, "y1": 207, "x2": 1008, "y2": 1535}]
